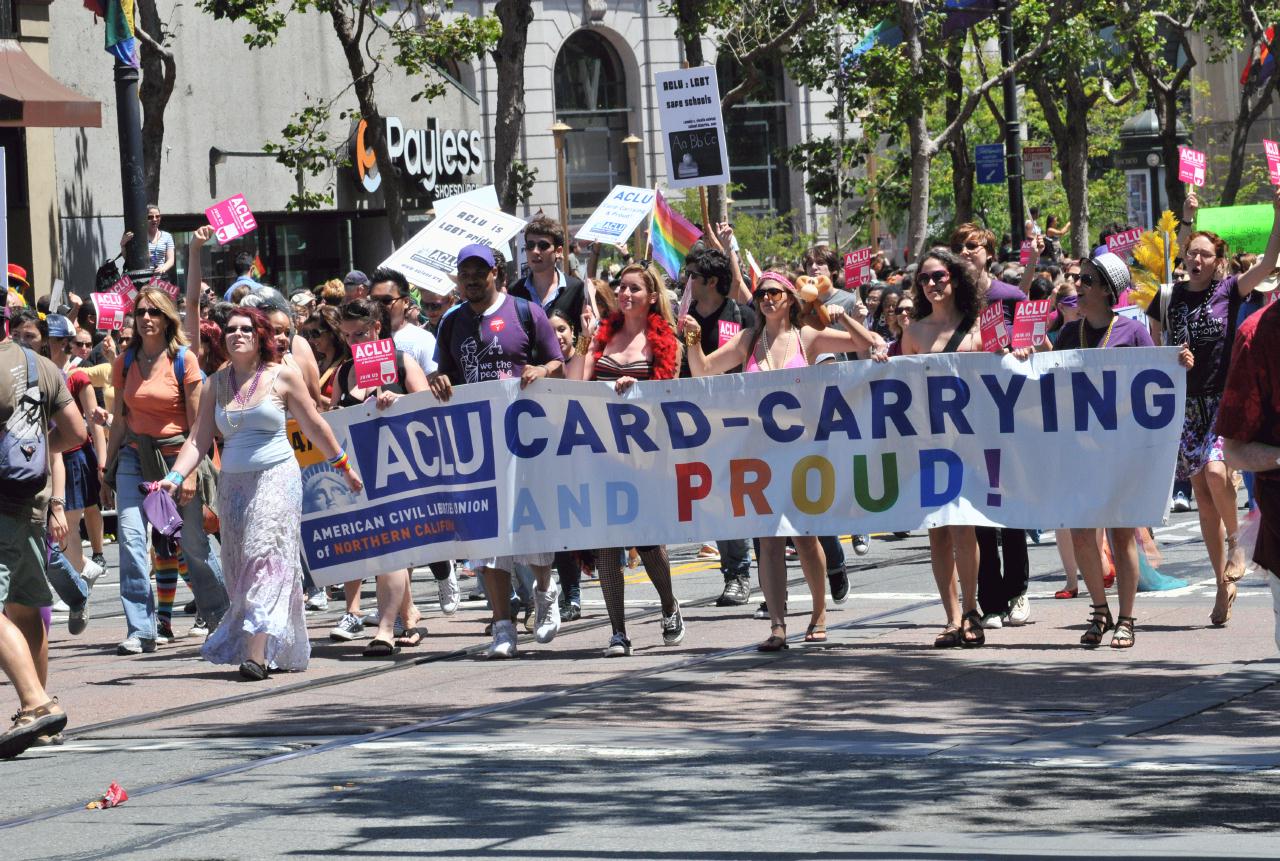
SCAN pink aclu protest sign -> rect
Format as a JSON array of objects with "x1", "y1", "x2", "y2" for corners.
[
  {"x1": 110, "y1": 275, "x2": 137, "y2": 311},
  {"x1": 1265, "y1": 139, "x2": 1280, "y2": 186},
  {"x1": 843, "y1": 247, "x2": 872, "y2": 288},
  {"x1": 352, "y1": 338, "x2": 398, "y2": 389},
  {"x1": 1105, "y1": 227, "x2": 1144, "y2": 256},
  {"x1": 979, "y1": 302, "x2": 1008, "y2": 353},
  {"x1": 1018, "y1": 239, "x2": 1034, "y2": 265},
  {"x1": 1011, "y1": 299, "x2": 1052, "y2": 349},
  {"x1": 1178, "y1": 146, "x2": 1206, "y2": 187},
  {"x1": 91, "y1": 292, "x2": 128, "y2": 330},
  {"x1": 151, "y1": 279, "x2": 180, "y2": 301},
  {"x1": 205, "y1": 194, "x2": 259, "y2": 244}
]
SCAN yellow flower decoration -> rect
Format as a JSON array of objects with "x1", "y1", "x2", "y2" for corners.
[{"x1": 1129, "y1": 211, "x2": 1180, "y2": 310}]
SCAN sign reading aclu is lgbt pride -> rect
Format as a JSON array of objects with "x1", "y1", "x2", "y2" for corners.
[{"x1": 298, "y1": 350, "x2": 1186, "y2": 586}]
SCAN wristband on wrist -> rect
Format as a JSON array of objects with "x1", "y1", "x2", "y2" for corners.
[
  {"x1": 164, "y1": 470, "x2": 184, "y2": 485},
  {"x1": 49, "y1": 496, "x2": 65, "y2": 508},
  {"x1": 1181, "y1": 218, "x2": 1194, "y2": 226},
  {"x1": 329, "y1": 450, "x2": 351, "y2": 472}
]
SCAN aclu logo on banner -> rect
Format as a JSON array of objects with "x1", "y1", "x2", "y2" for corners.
[{"x1": 348, "y1": 400, "x2": 495, "y2": 501}]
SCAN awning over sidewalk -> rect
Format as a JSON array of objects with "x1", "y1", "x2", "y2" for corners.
[{"x1": 0, "y1": 39, "x2": 100, "y2": 128}]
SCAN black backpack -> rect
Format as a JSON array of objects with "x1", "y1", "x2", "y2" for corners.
[{"x1": 0, "y1": 347, "x2": 50, "y2": 499}]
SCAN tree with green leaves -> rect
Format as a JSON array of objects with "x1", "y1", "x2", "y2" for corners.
[
  {"x1": 198, "y1": 0, "x2": 499, "y2": 245},
  {"x1": 1215, "y1": 2, "x2": 1280, "y2": 205}
]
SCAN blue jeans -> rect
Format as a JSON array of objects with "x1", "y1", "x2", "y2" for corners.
[
  {"x1": 45, "y1": 537, "x2": 89, "y2": 613},
  {"x1": 718, "y1": 538, "x2": 751, "y2": 580},
  {"x1": 115, "y1": 447, "x2": 228, "y2": 640}
]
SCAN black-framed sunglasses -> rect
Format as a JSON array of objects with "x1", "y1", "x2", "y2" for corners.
[
  {"x1": 371, "y1": 294, "x2": 398, "y2": 306},
  {"x1": 137, "y1": 307, "x2": 166, "y2": 318},
  {"x1": 302, "y1": 328, "x2": 326, "y2": 339},
  {"x1": 1064, "y1": 272, "x2": 1082, "y2": 282},
  {"x1": 894, "y1": 307, "x2": 913, "y2": 316},
  {"x1": 1078, "y1": 272, "x2": 1097, "y2": 287},
  {"x1": 918, "y1": 270, "x2": 950, "y2": 285},
  {"x1": 421, "y1": 301, "x2": 445, "y2": 311},
  {"x1": 224, "y1": 325, "x2": 255, "y2": 335},
  {"x1": 753, "y1": 287, "x2": 786, "y2": 300},
  {"x1": 524, "y1": 239, "x2": 555, "y2": 252}
]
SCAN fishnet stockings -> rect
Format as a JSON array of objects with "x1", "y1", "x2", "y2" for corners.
[{"x1": 594, "y1": 546, "x2": 676, "y2": 635}]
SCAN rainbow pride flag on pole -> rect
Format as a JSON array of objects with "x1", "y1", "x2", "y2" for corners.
[
  {"x1": 648, "y1": 188, "x2": 702, "y2": 280},
  {"x1": 85, "y1": 1, "x2": 140, "y2": 68}
]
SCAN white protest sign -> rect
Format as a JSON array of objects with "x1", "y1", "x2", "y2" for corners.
[
  {"x1": 655, "y1": 66, "x2": 731, "y2": 189},
  {"x1": 575, "y1": 186, "x2": 655, "y2": 245},
  {"x1": 379, "y1": 201, "x2": 527, "y2": 297},
  {"x1": 433, "y1": 184, "x2": 500, "y2": 214},
  {"x1": 1023, "y1": 146, "x2": 1053, "y2": 181}
]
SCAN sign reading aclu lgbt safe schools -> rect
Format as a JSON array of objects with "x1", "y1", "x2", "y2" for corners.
[
  {"x1": 655, "y1": 66, "x2": 731, "y2": 189},
  {"x1": 379, "y1": 201, "x2": 527, "y2": 297},
  {"x1": 297, "y1": 350, "x2": 1186, "y2": 586}
]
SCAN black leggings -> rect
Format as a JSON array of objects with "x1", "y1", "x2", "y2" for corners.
[{"x1": 594, "y1": 545, "x2": 676, "y2": 635}]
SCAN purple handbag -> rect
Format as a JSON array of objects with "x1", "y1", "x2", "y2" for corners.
[{"x1": 142, "y1": 482, "x2": 183, "y2": 556}]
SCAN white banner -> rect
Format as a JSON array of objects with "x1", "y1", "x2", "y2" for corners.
[
  {"x1": 379, "y1": 201, "x2": 527, "y2": 296},
  {"x1": 296, "y1": 349, "x2": 1186, "y2": 586},
  {"x1": 575, "y1": 185, "x2": 655, "y2": 245},
  {"x1": 655, "y1": 66, "x2": 731, "y2": 189}
]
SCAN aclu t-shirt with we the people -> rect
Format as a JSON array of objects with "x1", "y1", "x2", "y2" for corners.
[{"x1": 434, "y1": 293, "x2": 564, "y2": 385}]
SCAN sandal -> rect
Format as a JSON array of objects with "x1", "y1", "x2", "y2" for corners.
[
  {"x1": 238, "y1": 659, "x2": 268, "y2": 681},
  {"x1": 395, "y1": 626, "x2": 426, "y2": 647},
  {"x1": 804, "y1": 624, "x2": 827, "y2": 643},
  {"x1": 960, "y1": 609, "x2": 985, "y2": 648},
  {"x1": 0, "y1": 698, "x2": 68, "y2": 759},
  {"x1": 1210, "y1": 581, "x2": 1238, "y2": 626},
  {"x1": 1224, "y1": 534, "x2": 1248, "y2": 583},
  {"x1": 1054, "y1": 588, "x2": 1079, "y2": 599},
  {"x1": 1110, "y1": 615, "x2": 1136, "y2": 649},
  {"x1": 1080, "y1": 602, "x2": 1113, "y2": 646},
  {"x1": 757, "y1": 625, "x2": 789, "y2": 652},
  {"x1": 362, "y1": 638, "x2": 400, "y2": 657},
  {"x1": 933, "y1": 624, "x2": 962, "y2": 649}
]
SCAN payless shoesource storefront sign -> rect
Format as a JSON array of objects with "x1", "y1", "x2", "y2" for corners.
[{"x1": 353, "y1": 117, "x2": 484, "y2": 201}]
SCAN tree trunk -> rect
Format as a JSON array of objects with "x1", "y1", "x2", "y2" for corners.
[
  {"x1": 1220, "y1": 75, "x2": 1279, "y2": 205},
  {"x1": 1156, "y1": 87, "x2": 1185, "y2": 218},
  {"x1": 330, "y1": 4, "x2": 403, "y2": 246},
  {"x1": 945, "y1": 40, "x2": 972, "y2": 225},
  {"x1": 136, "y1": 0, "x2": 175, "y2": 205},
  {"x1": 901, "y1": 1, "x2": 930, "y2": 262},
  {"x1": 493, "y1": 0, "x2": 533, "y2": 214},
  {"x1": 674, "y1": 0, "x2": 705, "y2": 67},
  {"x1": 1060, "y1": 73, "x2": 1092, "y2": 256}
]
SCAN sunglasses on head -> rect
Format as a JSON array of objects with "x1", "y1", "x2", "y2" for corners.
[
  {"x1": 918, "y1": 270, "x2": 950, "y2": 285},
  {"x1": 525, "y1": 239, "x2": 555, "y2": 252}
]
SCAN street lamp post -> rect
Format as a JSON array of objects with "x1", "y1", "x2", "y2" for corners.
[
  {"x1": 623, "y1": 133, "x2": 643, "y2": 259},
  {"x1": 115, "y1": 60, "x2": 152, "y2": 282},
  {"x1": 551, "y1": 121, "x2": 572, "y2": 231}
]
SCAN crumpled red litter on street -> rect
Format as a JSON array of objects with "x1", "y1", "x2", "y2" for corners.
[{"x1": 86, "y1": 782, "x2": 129, "y2": 809}]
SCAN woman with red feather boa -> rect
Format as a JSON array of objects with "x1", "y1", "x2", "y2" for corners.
[{"x1": 567, "y1": 263, "x2": 685, "y2": 657}]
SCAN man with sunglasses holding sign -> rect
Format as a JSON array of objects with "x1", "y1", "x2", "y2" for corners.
[
  {"x1": 509, "y1": 216, "x2": 589, "y2": 337},
  {"x1": 368, "y1": 268, "x2": 437, "y2": 376},
  {"x1": 430, "y1": 244, "x2": 565, "y2": 659}
]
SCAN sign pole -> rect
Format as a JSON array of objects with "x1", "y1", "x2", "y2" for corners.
[
  {"x1": 999, "y1": 0, "x2": 1026, "y2": 247},
  {"x1": 115, "y1": 60, "x2": 152, "y2": 284}
]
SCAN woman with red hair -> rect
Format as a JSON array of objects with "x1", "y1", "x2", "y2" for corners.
[
  {"x1": 568, "y1": 263, "x2": 684, "y2": 656},
  {"x1": 159, "y1": 306, "x2": 361, "y2": 680}
]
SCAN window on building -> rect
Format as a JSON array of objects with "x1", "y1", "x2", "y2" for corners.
[
  {"x1": 716, "y1": 56, "x2": 790, "y2": 217},
  {"x1": 554, "y1": 30, "x2": 630, "y2": 226}
]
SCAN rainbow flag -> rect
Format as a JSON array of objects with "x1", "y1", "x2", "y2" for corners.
[
  {"x1": 250, "y1": 253, "x2": 266, "y2": 280},
  {"x1": 648, "y1": 189, "x2": 701, "y2": 280},
  {"x1": 88, "y1": 1, "x2": 140, "y2": 68}
]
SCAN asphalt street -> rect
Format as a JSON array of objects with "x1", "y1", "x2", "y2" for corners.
[{"x1": 3, "y1": 501, "x2": 1279, "y2": 859}]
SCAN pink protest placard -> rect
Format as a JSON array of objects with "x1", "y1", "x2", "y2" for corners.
[
  {"x1": 843, "y1": 247, "x2": 872, "y2": 288},
  {"x1": 1178, "y1": 146, "x2": 1206, "y2": 187},
  {"x1": 1018, "y1": 239, "x2": 1034, "y2": 265},
  {"x1": 151, "y1": 279, "x2": 180, "y2": 301},
  {"x1": 1105, "y1": 227, "x2": 1144, "y2": 256},
  {"x1": 91, "y1": 293, "x2": 127, "y2": 330},
  {"x1": 1011, "y1": 299, "x2": 1052, "y2": 349},
  {"x1": 352, "y1": 339, "x2": 398, "y2": 389},
  {"x1": 979, "y1": 302, "x2": 1008, "y2": 353},
  {"x1": 110, "y1": 275, "x2": 137, "y2": 312},
  {"x1": 1265, "y1": 139, "x2": 1280, "y2": 186},
  {"x1": 205, "y1": 194, "x2": 259, "y2": 244}
]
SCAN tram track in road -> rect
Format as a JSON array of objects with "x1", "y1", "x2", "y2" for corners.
[{"x1": 62, "y1": 549, "x2": 935, "y2": 740}]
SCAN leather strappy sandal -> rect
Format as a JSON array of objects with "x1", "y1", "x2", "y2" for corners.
[
  {"x1": 1080, "y1": 602, "x2": 1113, "y2": 646},
  {"x1": 960, "y1": 609, "x2": 985, "y2": 648},
  {"x1": 1210, "y1": 581, "x2": 1238, "y2": 626},
  {"x1": 757, "y1": 625, "x2": 789, "y2": 652},
  {"x1": 1110, "y1": 616, "x2": 1136, "y2": 649},
  {"x1": 934, "y1": 624, "x2": 962, "y2": 649},
  {"x1": 804, "y1": 624, "x2": 827, "y2": 642}
]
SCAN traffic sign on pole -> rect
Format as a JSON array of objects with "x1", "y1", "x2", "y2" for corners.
[{"x1": 975, "y1": 143, "x2": 1005, "y2": 185}]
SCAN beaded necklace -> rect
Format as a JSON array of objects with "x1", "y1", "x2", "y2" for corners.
[{"x1": 225, "y1": 362, "x2": 265, "y2": 431}]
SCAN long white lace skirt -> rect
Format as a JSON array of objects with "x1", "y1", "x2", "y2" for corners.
[{"x1": 202, "y1": 457, "x2": 310, "y2": 672}]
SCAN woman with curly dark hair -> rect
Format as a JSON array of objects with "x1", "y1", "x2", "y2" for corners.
[
  {"x1": 901, "y1": 248, "x2": 988, "y2": 649},
  {"x1": 300, "y1": 305, "x2": 348, "y2": 409},
  {"x1": 158, "y1": 306, "x2": 361, "y2": 679}
]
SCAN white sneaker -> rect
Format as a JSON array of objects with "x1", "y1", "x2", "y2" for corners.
[
  {"x1": 360, "y1": 611, "x2": 380, "y2": 627},
  {"x1": 534, "y1": 582, "x2": 561, "y2": 644},
  {"x1": 852, "y1": 535, "x2": 870, "y2": 556},
  {"x1": 1007, "y1": 593, "x2": 1030, "y2": 626},
  {"x1": 485, "y1": 619, "x2": 518, "y2": 659},
  {"x1": 80, "y1": 558, "x2": 107, "y2": 589},
  {"x1": 305, "y1": 591, "x2": 329, "y2": 611},
  {"x1": 980, "y1": 612, "x2": 1004, "y2": 629},
  {"x1": 438, "y1": 570, "x2": 460, "y2": 616}
]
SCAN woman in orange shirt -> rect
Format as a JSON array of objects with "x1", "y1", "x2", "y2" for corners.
[{"x1": 101, "y1": 288, "x2": 229, "y2": 656}]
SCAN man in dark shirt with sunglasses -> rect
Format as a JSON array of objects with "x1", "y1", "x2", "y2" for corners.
[{"x1": 508, "y1": 215, "x2": 588, "y2": 336}]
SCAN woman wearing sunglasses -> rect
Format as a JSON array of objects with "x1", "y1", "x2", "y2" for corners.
[
  {"x1": 685, "y1": 271, "x2": 886, "y2": 651},
  {"x1": 300, "y1": 305, "x2": 348, "y2": 410},
  {"x1": 1148, "y1": 188, "x2": 1280, "y2": 626},
  {"x1": 326, "y1": 298, "x2": 430, "y2": 655},
  {"x1": 1059, "y1": 252, "x2": 1194, "y2": 648},
  {"x1": 158, "y1": 306, "x2": 361, "y2": 680},
  {"x1": 899, "y1": 249, "x2": 989, "y2": 648}
]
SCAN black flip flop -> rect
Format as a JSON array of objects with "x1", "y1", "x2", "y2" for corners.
[
  {"x1": 395, "y1": 627, "x2": 426, "y2": 647},
  {"x1": 362, "y1": 638, "x2": 400, "y2": 657},
  {"x1": 238, "y1": 659, "x2": 269, "y2": 681}
]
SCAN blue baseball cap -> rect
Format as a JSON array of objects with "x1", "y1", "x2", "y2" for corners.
[
  {"x1": 456, "y1": 243, "x2": 495, "y2": 269},
  {"x1": 45, "y1": 314, "x2": 74, "y2": 338}
]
